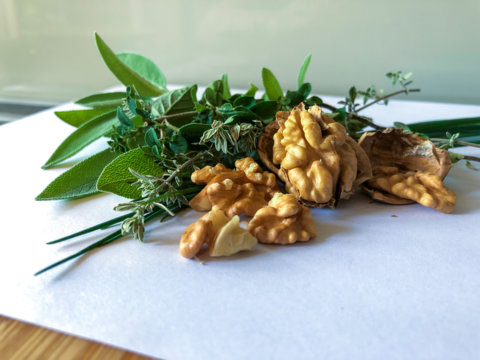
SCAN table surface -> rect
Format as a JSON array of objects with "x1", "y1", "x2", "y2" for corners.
[
  {"x1": 1, "y1": 93, "x2": 480, "y2": 360},
  {"x1": 0, "y1": 316, "x2": 154, "y2": 359}
]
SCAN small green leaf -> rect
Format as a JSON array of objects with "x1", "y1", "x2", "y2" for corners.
[
  {"x1": 393, "y1": 122, "x2": 412, "y2": 133},
  {"x1": 43, "y1": 110, "x2": 117, "y2": 169},
  {"x1": 97, "y1": 148, "x2": 162, "y2": 199},
  {"x1": 94, "y1": 33, "x2": 166, "y2": 97},
  {"x1": 297, "y1": 54, "x2": 312, "y2": 88},
  {"x1": 54, "y1": 108, "x2": 114, "y2": 127},
  {"x1": 169, "y1": 134, "x2": 188, "y2": 153},
  {"x1": 36, "y1": 149, "x2": 118, "y2": 201},
  {"x1": 221, "y1": 74, "x2": 232, "y2": 99},
  {"x1": 117, "y1": 107, "x2": 134, "y2": 127},
  {"x1": 75, "y1": 92, "x2": 125, "y2": 109},
  {"x1": 244, "y1": 84, "x2": 258, "y2": 97},
  {"x1": 262, "y1": 67, "x2": 283, "y2": 101},
  {"x1": 466, "y1": 160, "x2": 478, "y2": 171},
  {"x1": 145, "y1": 127, "x2": 160, "y2": 148}
]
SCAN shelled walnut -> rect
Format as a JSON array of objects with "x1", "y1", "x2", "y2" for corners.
[
  {"x1": 189, "y1": 157, "x2": 280, "y2": 217},
  {"x1": 248, "y1": 193, "x2": 317, "y2": 245},
  {"x1": 258, "y1": 104, "x2": 372, "y2": 208},
  {"x1": 358, "y1": 128, "x2": 456, "y2": 213},
  {"x1": 180, "y1": 207, "x2": 257, "y2": 258}
]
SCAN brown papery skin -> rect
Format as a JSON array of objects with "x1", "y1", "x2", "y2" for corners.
[{"x1": 358, "y1": 129, "x2": 456, "y2": 213}]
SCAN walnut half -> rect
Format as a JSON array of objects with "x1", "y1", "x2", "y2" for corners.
[
  {"x1": 180, "y1": 207, "x2": 257, "y2": 258},
  {"x1": 248, "y1": 193, "x2": 317, "y2": 245}
]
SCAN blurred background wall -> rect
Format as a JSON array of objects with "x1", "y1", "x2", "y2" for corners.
[{"x1": 1, "y1": 0, "x2": 479, "y2": 105}]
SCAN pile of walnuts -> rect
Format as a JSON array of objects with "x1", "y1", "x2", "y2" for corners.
[{"x1": 180, "y1": 104, "x2": 456, "y2": 259}]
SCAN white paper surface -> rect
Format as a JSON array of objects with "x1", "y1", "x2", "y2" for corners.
[{"x1": 1, "y1": 94, "x2": 480, "y2": 360}]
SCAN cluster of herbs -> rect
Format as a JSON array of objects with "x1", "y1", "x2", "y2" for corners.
[{"x1": 35, "y1": 33, "x2": 480, "y2": 275}]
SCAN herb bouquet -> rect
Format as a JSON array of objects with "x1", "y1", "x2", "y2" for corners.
[{"x1": 35, "y1": 33, "x2": 480, "y2": 275}]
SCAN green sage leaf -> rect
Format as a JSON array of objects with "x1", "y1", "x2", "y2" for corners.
[
  {"x1": 36, "y1": 149, "x2": 118, "y2": 201},
  {"x1": 42, "y1": 110, "x2": 117, "y2": 169},
  {"x1": 95, "y1": 33, "x2": 166, "y2": 97},
  {"x1": 244, "y1": 84, "x2": 258, "y2": 97},
  {"x1": 297, "y1": 54, "x2": 312, "y2": 88},
  {"x1": 96, "y1": 148, "x2": 162, "y2": 199},
  {"x1": 152, "y1": 86, "x2": 196, "y2": 127},
  {"x1": 54, "y1": 108, "x2": 114, "y2": 128},
  {"x1": 75, "y1": 92, "x2": 125, "y2": 109},
  {"x1": 262, "y1": 67, "x2": 283, "y2": 101}
]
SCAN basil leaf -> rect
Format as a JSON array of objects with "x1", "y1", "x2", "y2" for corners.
[
  {"x1": 54, "y1": 108, "x2": 114, "y2": 127},
  {"x1": 36, "y1": 149, "x2": 117, "y2": 201},
  {"x1": 262, "y1": 67, "x2": 283, "y2": 101},
  {"x1": 42, "y1": 110, "x2": 117, "y2": 169},
  {"x1": 95, "y1": 33, "x2": 166, "y2": 97},
  {"x1": 75, "y1": 92, "x2": 125, "y2": 109},
  {"x1": 96, "y1": 148, "x2": 162, "y2": 199},
  {"x1": 297, "y1": 54, "x2": 312, "y2": 88}
]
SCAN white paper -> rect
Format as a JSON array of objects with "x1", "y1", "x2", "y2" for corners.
[{"x1": 1, "y1": 94, "x2": 479, "y2": 360}]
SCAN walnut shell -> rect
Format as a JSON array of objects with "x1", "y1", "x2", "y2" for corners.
[
  {"x1": 358, "y1": 129, "x2": 455, "y2": 212},
  {"x1": 257, "y1": 104, "x2": 372, "y2": 208}
]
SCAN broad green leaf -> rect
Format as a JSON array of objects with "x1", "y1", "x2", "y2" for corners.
[
  {"x1": 297, "y1": 54, "x2": 312, "y2": 88},
  {"x1": 96, "y1": 148, "x2": 162, "y2": 199},
  {"x1": 169, "y1": 134, "x2": 188, "y2": 153},
  {"x1": 36, "y1": 149, "x2": 117, "y2": 201},
  {"x1": 42, "y1": 110, "x2": 117, "y2": 169},
  {"x1": 75, "y1": 92, "x2": 125, "y2": 108},
  {"x1": 117, "y1": 53, "x2": 166, "y2": 89},
  {"x1": 179, "y1": 123, "x2": 211, "y2": 140},
  {"x1": 152, "y1": 86, "x2": 196, "y2": 127},
  {"x1": 94, "y1": 33, "x2": 166, "y2": 97},
  {"x1": 262, "y1": 67, "x2": 283, "y2": 101},
  {"x1": 144, "y1": 127, "x2": 161, "y2": 148},
  {"x1": 250, "y1": 101, "x2": 278, "y2": 120},
  {"x1": 221, "y1": 74, "x2": 232, "y2": 99},
  {"x1": 55, "y1": 108, "x2": 114, "y2": 127},
  {"x1": 116, "y1": 107, "x2": 134, "y2": 127}
]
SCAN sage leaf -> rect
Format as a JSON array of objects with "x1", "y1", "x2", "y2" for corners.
[
  {"x1": 95, "y1": 33, "x2": 166, "y2": 97},
  {"x1": 42, "y1": 110, "x2": 117, "y2": 169},
  {"x1": 262, "y1": 67, "x2": 283, "y2": 101},
  {"x1": 96, "y1": 148, "x2": 162, "y2": 199},
  {"x1": 54, "y1": 108, "x2": 114, "y2": 128},
  {"x1": 297, "y1": 54, "x2": 312, "y2": 88},
  {"x1": 75, "y1": 92, "x2": 125, "y2": 109},
  {"x1": 152, "y1": 86, "x2": 196, "y2": 127},
  {"x1": 36, "y1": 149, "x2": 117, "y2": 201},
  {"x1": 117, "y1": 53, "x2": 166, "y2": 89},
  {"x1": 117, "y1": 107, "x2": 134, "y2": 127}
]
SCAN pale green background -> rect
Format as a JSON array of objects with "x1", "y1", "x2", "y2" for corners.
[{"x1": 1, "y1": 0, "x2": 479, "y2": 105}]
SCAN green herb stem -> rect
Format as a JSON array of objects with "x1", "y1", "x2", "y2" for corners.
[
  {"x1": 431, "y1": 138, "x2": 480, "y2": 149},
  {"x1": 153, "y1": 110, "x2": 197, "y2": 123},
  {"x1": 355, "y1": 88, "x2": 421, "y2": 112},
  {"x1": 47, "y1": 211, "x2": 135, "y2": 244}
]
